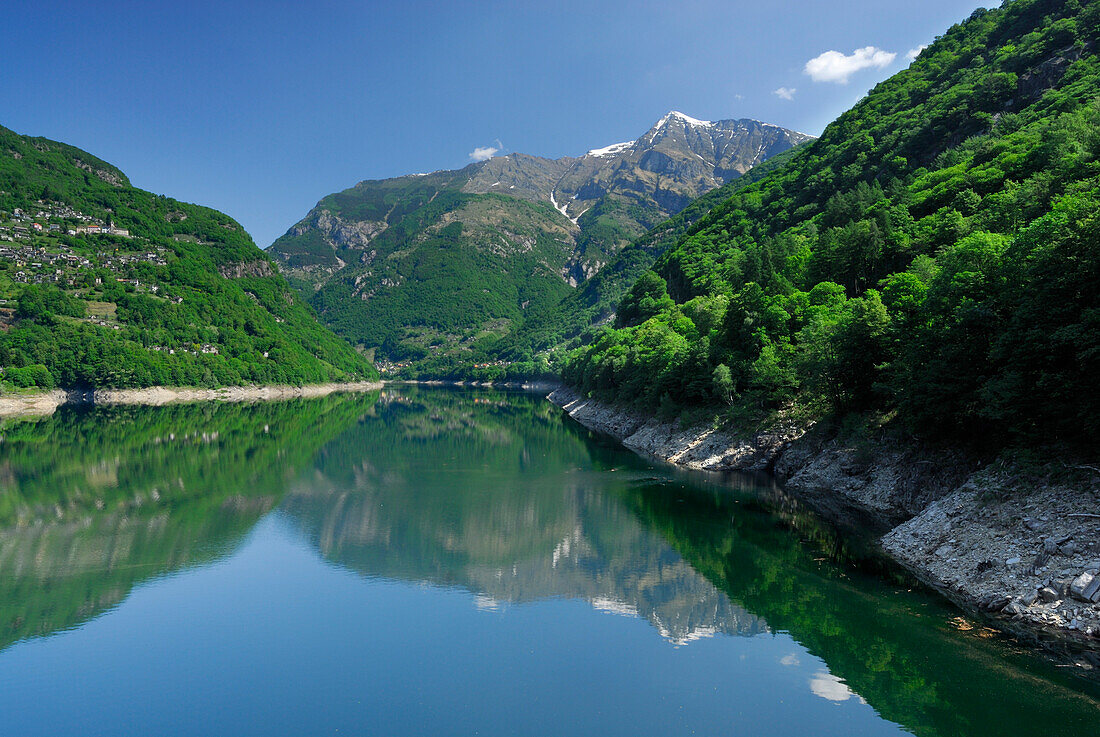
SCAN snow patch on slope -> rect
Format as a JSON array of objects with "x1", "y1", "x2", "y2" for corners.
[
  {"x1": 549, "y1": 187, "x2": 580, "y2": 226},
  {"x1": 586, "y1": 141, "x2": 633, "y2": 158}
]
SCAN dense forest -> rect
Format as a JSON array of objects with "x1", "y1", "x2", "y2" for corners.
[
  {"x1": 563, "y1": 0, "x2": 1100, "y2": 445},
  {"x1": 0, "y1": 126, "x2": 377, "y2": 389}
]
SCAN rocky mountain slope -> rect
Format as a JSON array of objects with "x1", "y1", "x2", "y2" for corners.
[
  {"x1": 464, "y1": 112, "x2": 811, "y2": 275},
  {"x1": 268, "y1": 113, "x2": 810, "y2": 365}
]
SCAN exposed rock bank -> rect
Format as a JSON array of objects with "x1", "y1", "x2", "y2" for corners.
[
  {"x1": 549, "y1": 387, "x2": 797, "y2": 473},
  {"x1": 391, "y1": 379, "x2": 561, "y2": 392},
  {"x1": 549, "y1": 387, "x2": 1100, "y2": 658},
  {"x1": 883, "y1": 470, "x2": 1100, "y2": 645},
  {"x1": 0, "y1": 381, "x2": 383, "y2": 418}
]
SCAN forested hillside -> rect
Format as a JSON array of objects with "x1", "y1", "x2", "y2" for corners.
[
  {"x1": 0, "y1": 126, "x2": 376, "y2": 388},
  {"x1": 564, "y1": 0, "x2": 1100, "y2": 444}
]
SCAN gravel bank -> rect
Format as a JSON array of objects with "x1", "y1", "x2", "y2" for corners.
[{"x1": 0, "y1": 381, "x2": 383, "y2": 417}]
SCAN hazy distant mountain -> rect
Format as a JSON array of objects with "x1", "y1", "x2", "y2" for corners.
[{"x1": 268, "y1": 112, "x2": 810, "y2": 363}]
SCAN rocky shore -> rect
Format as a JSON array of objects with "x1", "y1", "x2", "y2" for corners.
[
  {"x1": 549, "y1": 387, "x2": 1100, "y2": 660},
  {"x1": 388, "y1": 379, "x2": 561, "y2": 392},
  {"x1": 0, "y1": 381, "x2": 383, "y2": 417}
]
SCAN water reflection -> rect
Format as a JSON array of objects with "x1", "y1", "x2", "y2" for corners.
[
  {"x1": 618, "y1": 461, "x2": 1100, "y2": 734},
  {"x1": 281, "y1": 388, "x2": 767, "y2": 644},
  {"x1": 276, "y1": 386, "x2": 1100, "y2": 734},
  {"x1": 0, "y1": 394, "x2": 379, "y2": 650},
  {"x1": 0, "y1": 386, "x2": 1096, "y2": 737}
]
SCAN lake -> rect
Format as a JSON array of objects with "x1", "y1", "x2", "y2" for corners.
[{"x1": 0, "y1": 386, "x2": 1096, "y2": 736}]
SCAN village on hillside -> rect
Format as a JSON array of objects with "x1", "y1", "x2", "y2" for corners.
[{"x1": 0, "y1": 202, "x2": 169, "y2": 289}]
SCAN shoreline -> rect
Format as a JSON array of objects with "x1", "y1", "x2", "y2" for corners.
[
  {"x1": 384, "y1": 378, "x2": 562, "y2": 392},
  {"x1": 0, "y1": 381, "x2": 383, "y2": 417},
  {"x1": 548, "y1": 386, "x2": 1100, "y2": 666}
]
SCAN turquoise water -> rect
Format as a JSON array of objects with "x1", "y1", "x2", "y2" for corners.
[{"x1": 0, "y1": 387, "x2": 1096, "y2": 736}]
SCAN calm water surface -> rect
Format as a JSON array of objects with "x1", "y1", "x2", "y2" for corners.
[{"x1": 0, "y1": 387, "x2": 1096, "y2": 736}]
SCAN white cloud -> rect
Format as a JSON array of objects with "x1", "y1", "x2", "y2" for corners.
[
  {"x1": 907, "y1": 45, "x2": 928, "y2": 60},
  {"x1": 809, "y1": 672, "x2": 858, "y2": 702},
  {"x1": 804, "y1": 46, "x2": 897, "y2": 84},
  {"x1": 780, "y1": 653, "x2": 801, "y2": 666},
  {"x1": 468, "y1": 145, "x2": 499, "y2": 162},
  {"x1": 773, "y1": 87, "x2": 796, "y2": 101}
]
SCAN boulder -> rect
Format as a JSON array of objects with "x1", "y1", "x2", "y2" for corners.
[{"x1": 1069, "y1": 572, "x2": 1100, "y2": 603}]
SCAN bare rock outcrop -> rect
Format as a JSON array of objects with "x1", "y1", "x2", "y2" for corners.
[
  {"x1": 549, "y1": 387, "x2": 799, "y2": 472},
  {"x1": 218, "y1": 260, "x2": 275, "y2": 279},
  {"x1": 883, "y1": 470, "x2": 1100, "y2": 642}
]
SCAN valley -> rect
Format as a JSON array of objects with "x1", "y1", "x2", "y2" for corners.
[{"x1": 268, "y1": 113, "x2": 811, "y2": 374}]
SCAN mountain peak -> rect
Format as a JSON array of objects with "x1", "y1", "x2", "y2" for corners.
[{"x1": 656, "y1": 110, "x2": 714, "y2": 128}]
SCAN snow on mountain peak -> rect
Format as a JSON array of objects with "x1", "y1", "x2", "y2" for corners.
[
  {"x1": 657, "y1": 110, "x2": 714, "y2": 128},
  {"x1": 586, "y1": 141, "x2": 634, "y2": 158}
]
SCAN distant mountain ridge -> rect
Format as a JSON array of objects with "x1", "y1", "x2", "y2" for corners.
[
  {"x1": 466, "y1": 112, "x2": 810, "y2": 220},
  {"x1": 275, "y1": 112, "x2": 811, "y2": 287},
  {"x1": 269, "y1": 112, "x2": 811, "y2": 364}
]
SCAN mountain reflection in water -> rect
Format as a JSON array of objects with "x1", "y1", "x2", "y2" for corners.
[
  {"x1": 280, "y1": 389, "x2": 772, "y2": 645},
  {"x1": 0, "y1": 387, "x2": 1096, "y2": 737}
]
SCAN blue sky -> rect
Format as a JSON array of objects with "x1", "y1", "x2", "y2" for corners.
[{"x1": 1, "y1": 0, "x2": 986, "y2": 248}]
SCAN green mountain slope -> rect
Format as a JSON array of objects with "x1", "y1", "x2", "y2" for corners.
[
  {"x1": 497, "y1": 146, "x2": 806, "y2": 369},
  {"x1": 565, "y1": 0, "x2": 1100, "y2": 444},
  {"x1": 269, "y1": 114, "x2": 809, "y2": 372},
  {"x1": 0, "y1": 125, "x2": 376, "y2": 388},
  {"x1": 299, "y1": 174, "x2": 576, "y2": 358}
]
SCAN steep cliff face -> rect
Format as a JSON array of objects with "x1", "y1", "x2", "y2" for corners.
[{"x1": 268, "y1": 112, "x2": 810, "y2": 362}]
